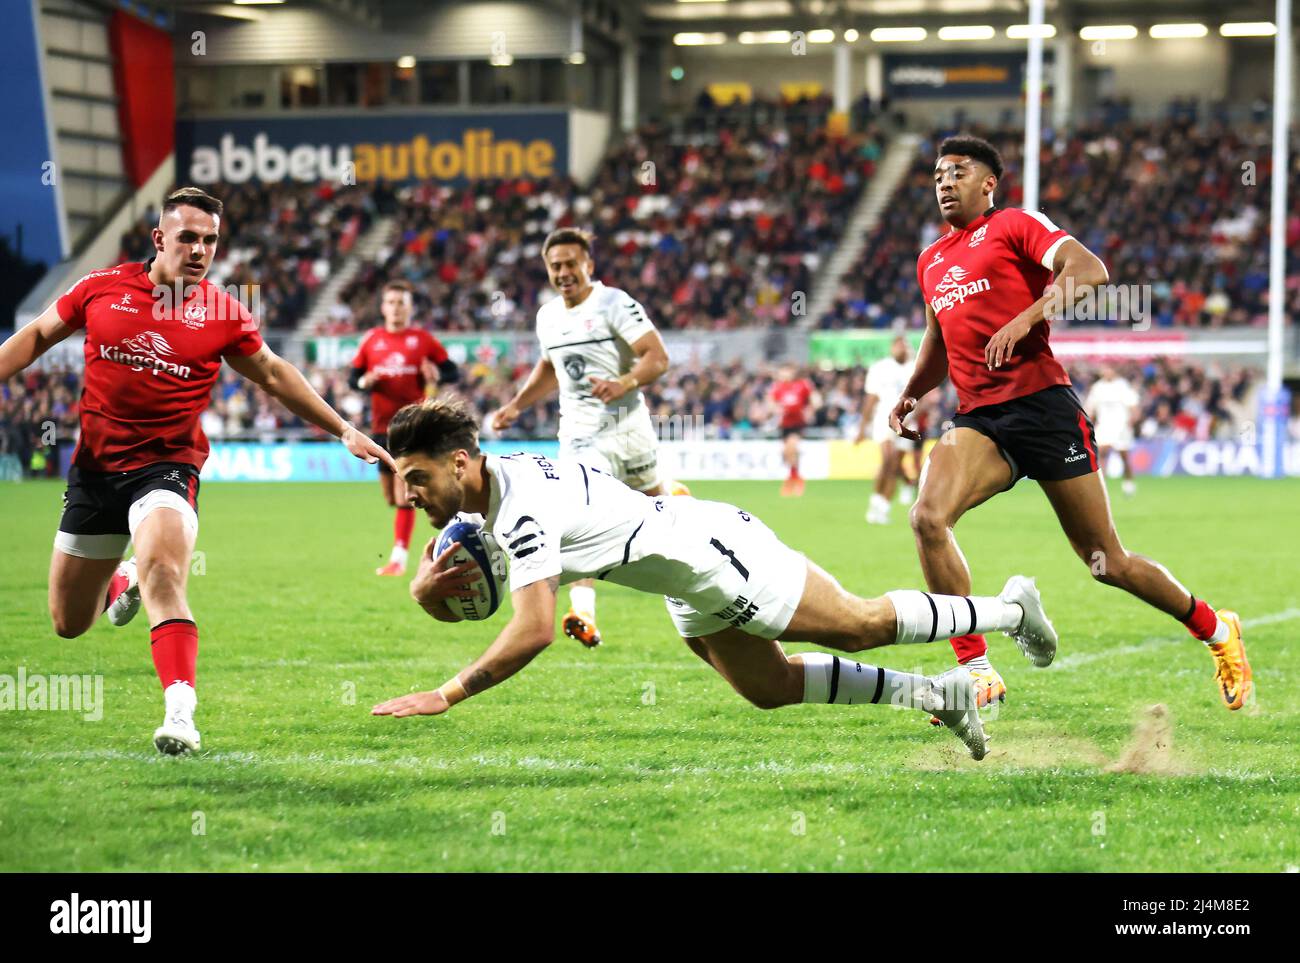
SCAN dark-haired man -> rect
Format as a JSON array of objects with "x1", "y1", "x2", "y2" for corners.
[
  {"x1": 0, "y1": 186, "x2": 393, "y2": 754},
  {"x1": 889, "y1": 136, "x2": 1250, "y2": 716},
  {"x1": 349, "y1": 278, "x2": 459, "y2": 576},
  {"x1": 372, "y1": 398, "x2": 1062, "y2": 762},
  {"x1": 490, "y1": 227, "x2": 682, "y2": 649}
]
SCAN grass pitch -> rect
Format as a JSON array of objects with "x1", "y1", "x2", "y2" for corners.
[{"x1": 1, "y1": 475, "x2": 1297, "y2": 872}]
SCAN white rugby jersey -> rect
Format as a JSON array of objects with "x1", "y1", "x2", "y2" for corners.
[
  {"x1": 865, "y1": 356, "x2": 915, "y2": 430},
  {"x1": 472, "y1": 452, "x2": 700, "y2": 597},
  {"x1": 1085, "y1": 377, "x2": 1139, "y2": 429},
  {"x1": 535, "y1": 281, "x2": 657, "y2": 442}
]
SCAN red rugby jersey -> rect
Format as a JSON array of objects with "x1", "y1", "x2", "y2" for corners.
[
  {"x1": 916, "y1": 207, "x2": 1074, "y2": 412},
  {"x1": 771, "y1": 378, "x2": 813, "y2": 430},
  {"x1": 350, "y1": 326, "x2": 450, "y2": 434},
  {"x1": 56, "y1": 262, "x2": 263, "y2": 472}
]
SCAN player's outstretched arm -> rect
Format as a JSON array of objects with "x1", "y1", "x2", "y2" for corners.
[
  {"x1": 490, "y1": 358, "x2": 558, "y2": 432},
  {"x1": 590, "y1": 329, "x2": 669, "y2": 403},
  {"x1": 891, "y1": 306, "x2": 948, "y2": 440},
  {"x1": 371, "y1": 576, "x2": 560, "y2": 718},
  {"x1": 985, "y1": 238, "x2": 1109, "y2": 369},
  {"x1": 0, "y1": 304, "x2": 74, "y2": 381},
  {"x1": 225, "y1": 344, "x2": 397, "y2": 471}
]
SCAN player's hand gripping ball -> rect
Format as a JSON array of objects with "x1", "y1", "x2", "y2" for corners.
[{"x1": 435, "y1": 521, "x2": 508, "y2": 621}]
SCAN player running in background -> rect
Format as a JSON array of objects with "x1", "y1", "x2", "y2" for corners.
[
  {"x1": 0, "y1": 187, "x2": 393, "y2": 754},
  {"x1": 349, "y1": 279, "x2": 459, "y2": 576},
  {"x1": 892, "y1": 136, "x2": 1250, "y2": 714},
  {"x1": 856, "y1": 335, "x2": 918, "y2": 524},
  {"x1": 371, "y1": 398, "x2": 1062, "y2": 762},
  {"x1": 770, "y1": 364, "x2": 819, "y2": 497},
  {"x1": 1084, "y1": 365, "x2": 1140, "y2": 498},
  {"x1": 489, "y1": 228, "x2": 681, "y2": 648}
]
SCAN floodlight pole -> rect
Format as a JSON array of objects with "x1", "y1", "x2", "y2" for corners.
[
  {"x1": 1262, "y1": 0, "x2": 1293, "y2": 478},
  {"x1": 1022, "y1": 0, "x2": 1046, "y2": 212}
]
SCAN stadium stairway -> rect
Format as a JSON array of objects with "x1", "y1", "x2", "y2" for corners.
[
  {"x1": 283, "y1": 214, "x2": 397, "y2": 363},
  {"x1": 803, "y1": 132, "x2": 922, "y2": 328}
]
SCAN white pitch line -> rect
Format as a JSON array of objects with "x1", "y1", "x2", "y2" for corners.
[
  {"x1": 0, "y1": 748, "x2": 1274, "y2": 782},
  {"x1": 1053, "y1": 607, "x2": 1300, "y2": 670}
]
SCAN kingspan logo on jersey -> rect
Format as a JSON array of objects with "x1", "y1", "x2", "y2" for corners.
[
  {"x1": 100, "y1": 332, "x2": 192, "y2": 379},
  {"x1": 929, "y1": 264, "x2": 992, "y2": 314}
]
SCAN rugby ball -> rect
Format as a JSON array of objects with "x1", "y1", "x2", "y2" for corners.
[{"x1": 434, "y1": 520, "x2": 507, "y2": 621}]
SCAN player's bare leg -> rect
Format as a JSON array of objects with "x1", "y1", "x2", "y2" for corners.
[
  {"x1": 48, "y1": 551, "x2": 122, "y2": 639},
  {"x1": 1039, "y1": 471, "x2": 1249, "y2": 708},
  {"x1": 377, "y1": 471, "x2": 416, "y2": 576},
  {"x1": 781, "y1": 432, "x2": 804, "y2": 497},
  {"x1": 900, "y1": 448, "x2": 921, "y2": 504},
  {"x1": 909, "y1": 428, "x2": 1015, "y2": 716},
  {"x1": 908, "y1": 427, "x2": 1014, "y2": 715},
  {"x1": 1119, "y1": 449, "x2": 1136, "y2": 497},
  {"x1": 774, "y1": 559, "x2": 1052, "y2": 664},
  {"x1": 868, "y1": 441, "x2": 900, "y2": 524},
  {"x1": 133, "y1": 507, "x2": 203, "y2": 752}
]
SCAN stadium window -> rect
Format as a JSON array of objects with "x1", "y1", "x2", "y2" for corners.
[
  {"x1": 470, "y1": 59, "x2": 526, "y2": 104},
  {"x1": 325, "y1": 63, "x2": 360, "y2": 106},
  {"x1": 280, "y1": 66, "x2": 322, "y2": 109},
  {"x1": 418, "y1": 62, "x2": 460, "y2": 104},
  {"x1": 227, "y1": 65, "x2": 274, "y2": 110},
  {"x1": 387, "y1": 61, "x2": 417, "y2": 105},
  {"x1": 361, "y1": 62, "x2": 390, "y2": 106},
  {"x1": 177, "y1": 67, "x2": 217, "y2": 114},
  {"x1": 538, "y1": 59, "x2": 568, "y2": 104}
]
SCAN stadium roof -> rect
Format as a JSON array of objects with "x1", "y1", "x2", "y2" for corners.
[{"x1": 134, "y1": 0, "x2": 1296, "y2": 47}]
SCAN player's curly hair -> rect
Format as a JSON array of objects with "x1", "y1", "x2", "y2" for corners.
[
  {"x1": 387, "y1": 397, "x2": 480, "y2": 460},
  {"x1": 937, "y1": 136, "x2": 1005, "y2": 180}
]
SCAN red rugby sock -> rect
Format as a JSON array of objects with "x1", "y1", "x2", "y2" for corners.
[
  {"x1": 394, "y1": 507, "x2": 416, "y2": 550},
  {"x1": 1182, "y1": 596, "x2": 1219, "y2": 642},
  {"x1": 951, "y1": 632, "x2": 988, "y2": 664},
  {"x1": 151, "y1": 619, "x2": 198, "y2": 690}
]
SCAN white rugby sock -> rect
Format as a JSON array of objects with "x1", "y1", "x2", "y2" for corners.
[
  {"x1": 1204, "y1": 618, "x2": 1230, "y2": 646},
  {"x1": 962, "y1": 654, "x2": 993, "y2": 672},
  {"x1": 800, "y1": 653, "x2": 936, "y2": 710},
  {"x1": 569, "y1": 585, "x2": 596, "y2": 617},
  {"x1": 885, "y1": 590, "x2": 1022, "y2": 645},
  {"x1": 389, "y1": 544, "x2": 409, "y2": 568}
]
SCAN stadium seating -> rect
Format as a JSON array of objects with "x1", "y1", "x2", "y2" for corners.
[{"x1": 329, "y1": 119, "x2": 886, "y2": 333}]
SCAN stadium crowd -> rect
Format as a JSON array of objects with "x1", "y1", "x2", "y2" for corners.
[
  {"x1": 819, "y1": 118, "x2": 1300, "y2": 331},
  {"x1": 1, "y1": 356, "x2": 1268, "y2": 478},
  {"x1": 322, "y1": 119, "x2": 887, "y2": 334}
]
